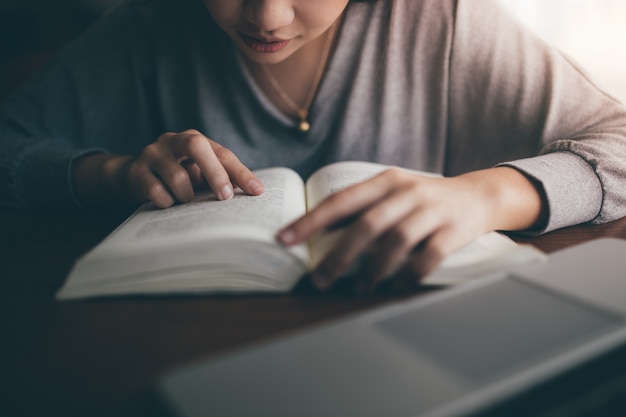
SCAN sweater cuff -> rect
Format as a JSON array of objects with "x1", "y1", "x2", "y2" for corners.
[
  {"x1": 17, "y1": 142, "x2": 105, "y2": 209},
  {"x1": 498, "y1": 152, "x2": 603, "y2": 234}
]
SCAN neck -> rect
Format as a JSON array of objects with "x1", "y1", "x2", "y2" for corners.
[{"x1": 245, "y1": 24, "x2": 339, "y2": 122}]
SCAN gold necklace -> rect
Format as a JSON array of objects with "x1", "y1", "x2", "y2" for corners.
[{"x1": 260, "y1": 21, "x2": 338, "y2": 133}]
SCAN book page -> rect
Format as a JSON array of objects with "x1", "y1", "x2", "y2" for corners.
[
  {"x1": 97, "y1": 167, "x2": 307, "y2": 252},
  {"x1": 305, "y1": 161, "x2": 394, "y2": 210},
  {"x1": 57, "y1": 167, "x2": 310, "y2": 299},
  {"x1": 304, "y1": 161, "x2": 545, "y2": 282}
]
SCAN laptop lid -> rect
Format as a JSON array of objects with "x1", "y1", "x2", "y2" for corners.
[{"x1": 159, "y1": 238, "x2": 626, "y2": 417}]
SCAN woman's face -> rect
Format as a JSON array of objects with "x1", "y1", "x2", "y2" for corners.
[{"x1": 203, "y1": 0, "x2": 349, "y2": 64}]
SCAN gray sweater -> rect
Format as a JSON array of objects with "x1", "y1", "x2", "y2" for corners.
[{"x1": 2, "y1": 0, "x2": 626, "y2": 233}]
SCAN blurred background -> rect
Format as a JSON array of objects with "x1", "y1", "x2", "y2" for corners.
[
  {"x1": 0, "y1": 0, "x2": 625, "y2": 102},
  {"x1": 502, "y1": 0, "x2": 626, "y2": 103}
]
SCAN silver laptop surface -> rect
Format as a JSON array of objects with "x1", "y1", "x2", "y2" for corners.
[{"x1": 159, "y1": 238, "x2": 626, "y2": 417}]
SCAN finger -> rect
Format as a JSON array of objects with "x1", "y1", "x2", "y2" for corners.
[
  {"x1": 311, "y1": 189, "x2": 423, "y2": 290},
  {"x1": 354, "y1": 208, "x2": 442, "y2": 293},
  {"x1": 129, "y1": 164, "x2": 175, "y2": 208},
  {"x1": 172, "y1": 131, "x2": 234, "y2": 201},
  {"x1": 152, "y1": 154, "x2": 195, "y2": 203},
  {"x1": 181, "y1": 160, "x2": 207, "y2": 190},
  {"x1": 210, "y1": 142, "x2": 264, "y2": 196},
  {"x1": 391, "y1": 227, "x2": 462, "y2": 292},
  {"x1": 278, "y1": 171, "x2": 394, "y2": 246}
]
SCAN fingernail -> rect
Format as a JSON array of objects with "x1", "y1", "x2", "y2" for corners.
[
  {"x1": 278, "y1": 228, "x2": 296, "y2": 245},
  {"x1": 248, "y1": 178, "x2": 264, "y2": 195},
  {"x1": 220, "y1": 185, "x2": 234, "y2": 200},
  {"x1": 312, "y1": 272, "x2": 332, "y2": 290}
]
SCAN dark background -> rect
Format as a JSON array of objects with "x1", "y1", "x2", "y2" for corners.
[{"x1": 0, "y1": 0, "x2": 120, "y2": 100}]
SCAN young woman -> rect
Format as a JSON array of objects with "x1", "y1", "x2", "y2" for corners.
[{"x1": 2, "y1": 0, "x2": 626, "y2": 291}]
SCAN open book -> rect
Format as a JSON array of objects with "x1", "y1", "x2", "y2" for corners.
[{"x1": 56, "y1": 161, "x2": 545, "y2": 300}]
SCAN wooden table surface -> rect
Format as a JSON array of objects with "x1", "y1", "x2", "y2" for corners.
[{"x1": 2, "y1": 208, "x2": 626, "y2": 417}]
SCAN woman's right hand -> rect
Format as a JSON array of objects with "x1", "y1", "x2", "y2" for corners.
[{"x1": 72, "y1": 129, "x2": 264, "y2": 207}]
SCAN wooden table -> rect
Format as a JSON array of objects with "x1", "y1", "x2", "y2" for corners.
[{"x1": 2, "y1": 208, "x2": 626, "y2": 417}]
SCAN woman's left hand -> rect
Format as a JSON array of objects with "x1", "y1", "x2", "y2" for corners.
[{"x1": 277, "y1": 166, "x2": 546, "y2": 292}]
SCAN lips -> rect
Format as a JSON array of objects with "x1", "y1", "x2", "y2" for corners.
[{"x1": 238, "y1": 32, "x2": 291, "y2": 53}]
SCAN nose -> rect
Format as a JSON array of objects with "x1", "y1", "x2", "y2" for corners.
[{"x1": 245, "y1": 0, "x2": 295, "y2": 33}]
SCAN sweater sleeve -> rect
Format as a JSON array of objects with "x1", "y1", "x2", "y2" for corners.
[
  {"x1": 447, "y1": 0, "x2": 626, "y2": 233},
  {"x1": 0, "y1": 0, "x2": 160, "y2": 209}
]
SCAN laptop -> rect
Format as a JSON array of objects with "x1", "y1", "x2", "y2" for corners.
[{"x1": 159, "y1": 238, "x2": 626, "y2": 417}]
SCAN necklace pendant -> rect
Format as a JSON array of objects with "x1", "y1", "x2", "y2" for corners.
[
  {"x1": 298, "y1": 119, "x2": 311, "y2": 133},
  {"x1": 297, "y1": 109, "x2": 310, "y2": 133}
]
